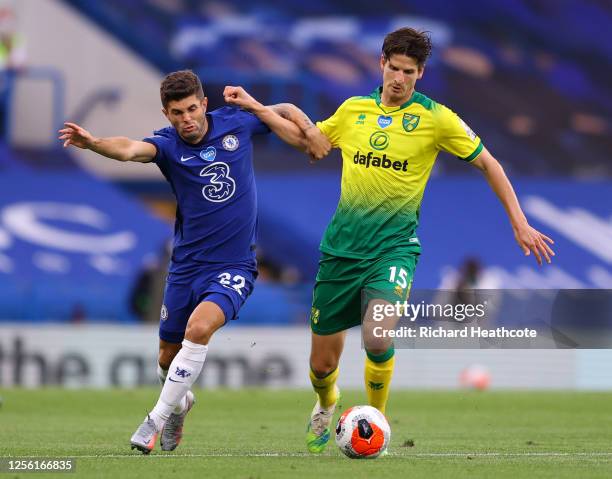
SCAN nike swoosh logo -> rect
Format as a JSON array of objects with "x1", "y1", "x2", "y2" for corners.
[
  {"x1": 168, "y1": 377, "x2": 184, "y2": 383},
  {"x1": 180, "y1": 155, "x2": 195, "y2": 162}
]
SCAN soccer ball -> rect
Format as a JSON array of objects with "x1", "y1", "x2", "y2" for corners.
[
  {"x1": 459, "y1": 364, "x2": 491, "y2": 390},
  {"x1": 335, "y1": 405, "x2": 390, "y2": 459}
]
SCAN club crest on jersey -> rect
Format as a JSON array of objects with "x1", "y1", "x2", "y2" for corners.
[
  {"x1": 402, "y1": 113, "x2": 420, "y2": 132},
  {"x1": 200, "y1": 146, "x2": 217, "y2": 162},
  {"x1": 222, "y1": 134, "x2": 239, "y2": 151},
  {"x1": 377, "y1": 115, "x2": 392, "y2": 128}
]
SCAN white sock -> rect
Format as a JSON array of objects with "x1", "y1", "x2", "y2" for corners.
[
  {"x1": 157, "y1": 363, "x2": 187, "y2": 414},
  {"x1": 157, "y1": 364, "x2": 168, "y2": 385},
  {"x1": 148, "y1": 340, "x2": 207, "y2": 430}
]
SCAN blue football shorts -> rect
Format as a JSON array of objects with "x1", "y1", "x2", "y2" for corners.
[{"x1": 158, "y1": 263, "x2": 257, "y2": 343}]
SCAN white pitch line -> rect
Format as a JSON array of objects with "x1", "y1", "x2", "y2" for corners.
[
  {"x1": 4, "y1": 452, "x2": 612, "y2": 459},
  {"x1": 410, "y1": 452, "x2": 612, "y2": 458}
]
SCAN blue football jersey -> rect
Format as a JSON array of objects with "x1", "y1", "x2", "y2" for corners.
[{"x1": 143, "y1": 106, "x2": 270, "y2": 273}]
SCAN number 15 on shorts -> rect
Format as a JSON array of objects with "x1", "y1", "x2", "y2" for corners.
[{"x1": 389, "y1": 266, "x2": 409, "y2": 288}]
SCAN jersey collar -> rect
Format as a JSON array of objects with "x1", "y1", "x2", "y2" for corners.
[{"x1": 371, "y1": 86, "x2": 417, "y2": 112}]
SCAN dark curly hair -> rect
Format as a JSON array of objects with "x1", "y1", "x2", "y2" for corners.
[
  {"x1": 382, "y1": 28, "x2": 432, "y2": 67},
  {"x1": 160, "y1": 70, "x2": 205, "y2": 108}
]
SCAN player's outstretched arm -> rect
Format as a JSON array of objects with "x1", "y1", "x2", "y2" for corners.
[
  {"x1": 471, "y1": 147, "x2": 555, "y2": 266},
  {"x1": 223, "y1": 86, "x2": 329, "y2": 159},
  {"x1": 58, "y1": 122, "x2": 156, "y2": 163},
  {"x1": 223, "y1": 86, "x2": 307, "y2": 151},
  {"x1": 266, "y1": 103, "x2": 331, "y2": 161}
]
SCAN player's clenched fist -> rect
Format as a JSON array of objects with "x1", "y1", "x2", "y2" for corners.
[
  {"x1": 223, "y1": 86, "x2": 259, "y2": 111},
  {"x1": 305, "y1": 128, "x2": 331, "y2": 162},
  {"x1": 58, "y1": 122, "x2": 95, "y2": 149}
]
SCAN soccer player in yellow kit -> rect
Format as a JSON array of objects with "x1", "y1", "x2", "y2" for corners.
[{"x1": 224, "y1": 27, "x2": 555, "y2": 454}]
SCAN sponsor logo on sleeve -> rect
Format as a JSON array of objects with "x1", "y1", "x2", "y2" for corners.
[{"x1": 459, "y1": 118, "x2": 477, "y2": 141}]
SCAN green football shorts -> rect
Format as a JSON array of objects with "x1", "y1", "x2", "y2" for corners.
[{"x1": 310, "y1": 248, "x2": 420, "y2": 335}]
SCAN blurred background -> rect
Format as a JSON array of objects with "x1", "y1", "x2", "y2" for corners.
[{"x1": 0, "y1": 0, "x2": 611, "y2": 390}]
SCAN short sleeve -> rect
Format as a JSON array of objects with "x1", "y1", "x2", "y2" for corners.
[
  {"x1": 142, "y1": 132, "x2": 172, "y2": 166},
  {"x1": 434, "y1": 103, "x2": 483, "y2": 162},
  {"x1": 316, "y1": 100, "x2": 349, "y2": 148},
  {"x1": 239, "y1": 110, "x2": 271, "y2": 136}
]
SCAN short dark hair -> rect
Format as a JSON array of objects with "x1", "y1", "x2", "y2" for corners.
[
  {"x1": 382, "y1": 28, "x2": 432, "y2": 67},
  {"x1": 160, "y1": 70, "x2": 205, "y2": 108}
]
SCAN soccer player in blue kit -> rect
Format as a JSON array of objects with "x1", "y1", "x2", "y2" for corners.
[{"x1": 59, "y1": 70, "x2": 327, "y2": 454}]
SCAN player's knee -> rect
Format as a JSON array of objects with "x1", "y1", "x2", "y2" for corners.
[
  {"x1": 185, "y1": 319, "x2": 219, "y2": 345},
  {"x1": 363, "y1": 334, "x2": 393, "y2": 355},
  {"x1": 310, "y1": 357, "x2": 339, "y2": 378},
  {"x1": 184, "y1": 301, "x2": 226, "y2": 345}
]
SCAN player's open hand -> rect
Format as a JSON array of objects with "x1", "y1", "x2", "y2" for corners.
[
  {"x1": 305, "y1": 127, "x2": 331, "y2": 162},
  {"x1": 223, "y1": 86, "x2": 259, "y2": 111},
  {"x1": 58, "y1": 122, "x2": 95, "y2": 149},
  {"x1": 513, "y1": 222, "x2": 555, "y2": 266}
]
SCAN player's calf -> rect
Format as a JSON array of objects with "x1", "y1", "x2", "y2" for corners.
[{"x1": 364, "y1": 348, "x2": 395, "y2": 415}]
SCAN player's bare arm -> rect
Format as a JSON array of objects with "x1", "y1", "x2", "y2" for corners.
[
  {"x1": 223, "y1": 86, "x2": 307, "y2": 151},
  {"x1": 223, "y1": 86, "x2": 325, "y2": 157},
  {"x1": 266, "y1": 103, "x2": 331, "y2": 161},
  {"x1": 471, "y1": 147, "x2": 555, "y2": 266},
  {"x1": 58, "y1": 122, "x2": 156, "y2": 162}
]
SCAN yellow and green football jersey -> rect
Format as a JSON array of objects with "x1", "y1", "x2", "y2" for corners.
[{"x1": 316, "y1": 87, "x2": 483, "y2": 259}]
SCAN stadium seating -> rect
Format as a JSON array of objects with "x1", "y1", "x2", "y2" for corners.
[
  {"x1": 0, "y1": 157, "x2": 170, "y2": 323},
  {"x1": 63, "y1": 0, "x2": 612, "y2": 176},
  {"x1": 3, "y1": 2, "x2": 610, "y2": 323}
]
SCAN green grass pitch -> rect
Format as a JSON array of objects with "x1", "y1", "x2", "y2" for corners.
[{"x1": 1, "y1": 389, "x2": 611, "y2": 478}]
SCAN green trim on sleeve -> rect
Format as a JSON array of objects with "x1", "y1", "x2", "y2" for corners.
[{"x1": 462, "y1": 141, "x2": 484, "y2": 162}]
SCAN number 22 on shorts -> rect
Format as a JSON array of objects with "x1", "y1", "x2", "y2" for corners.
[{"x1": 217, "y1": 272, "x2": 246, "y2": 296}]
